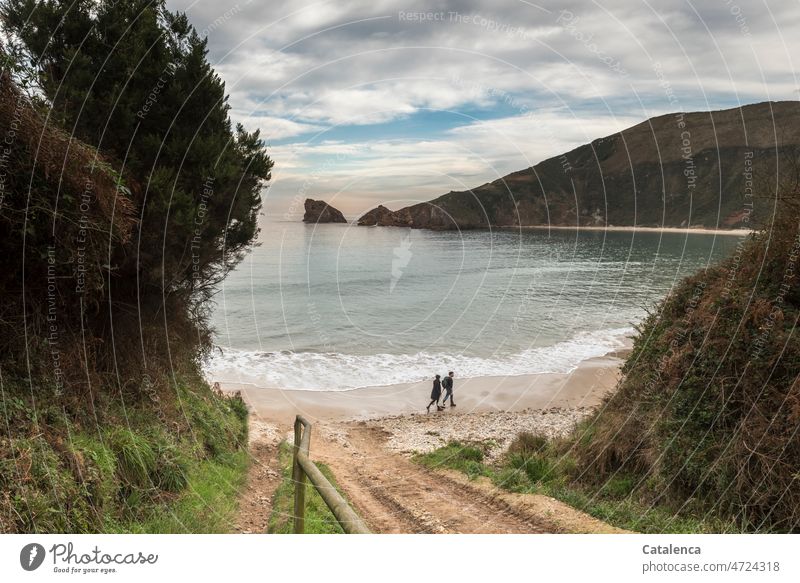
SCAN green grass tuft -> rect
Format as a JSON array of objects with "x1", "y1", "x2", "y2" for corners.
[
  {"x1": 117, "y1": 451, "x2": 248, "y2": 533},
  {"x1": 413, "y1": 441, "x2": 491, "y2": 480},
  {"x1": 267, "y1": 442, "x2": 348, "y2": 534},
  {"x1": 106, "y1": 429, "x2": 157, "y2": 490}
]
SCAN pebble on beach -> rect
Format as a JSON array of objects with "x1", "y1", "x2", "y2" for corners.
[{"x1": 371, "y1": 407, "x2": 593, "y2": 461}]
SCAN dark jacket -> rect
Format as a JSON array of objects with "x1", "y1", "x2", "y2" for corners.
[
  {"x1": 431, "y1": 379, "x2": 442, "y2": 399},
  {"x1": 442, "y1": 376, "x2": 453, "y2": 391}
]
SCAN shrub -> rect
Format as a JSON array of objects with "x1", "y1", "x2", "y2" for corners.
[{"x1": 564, "y1": 209, "x2": 800, "y2": 532}]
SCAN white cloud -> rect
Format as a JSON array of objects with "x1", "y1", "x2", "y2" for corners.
[
  {"x1": 166, "y1": 0, "x2": 800, "y2": 218},
  {"x1": 263, "y1": 110, "x2": 642, "y2": 218},
  {"x1": 228, "y1": 113, "x2": 324, "y2": 140}
]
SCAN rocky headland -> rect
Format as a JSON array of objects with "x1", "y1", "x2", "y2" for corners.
[{"x1": 357, "y1": 101, "x2": 800, "y2": 230}]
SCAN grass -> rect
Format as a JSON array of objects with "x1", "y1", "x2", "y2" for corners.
[
  {"x1": 536, "y1": 483, "x2": 732, "y2": 534},
  {"x1": 0, "y1": 374, "x2": 250, "y2": 533},
  {"x1": 414, "y1": 439, "x2": 731, "y2": 534},
  {"x1": 413, "y1": 441, "x2": 491, "y2": 480},
  {"x1": 267, "y1": 441, "x2": 347, "y2": 534},
  {"x1": 118, "y1": 451, "x2": 248, "y2": 533}
]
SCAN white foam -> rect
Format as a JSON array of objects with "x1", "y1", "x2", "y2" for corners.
[{"x1": 204, "y1": 327, "x2": 633, "y2": 391}]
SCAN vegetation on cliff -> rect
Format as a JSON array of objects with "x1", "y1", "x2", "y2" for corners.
[
  {"x1": 0, "y1": 0, "x2": 272, "y2": 532},
  {"x1": 567, "y1": 198, "x2": 799, "y2": 532}
]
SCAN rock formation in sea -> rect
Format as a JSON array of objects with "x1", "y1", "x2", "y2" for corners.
[
  {"x1": 356, "y1": 204, "x2": 393, "y2": 226},
  {"x1": 356, "y1": 203, "x2": 454, "y2": 229},
  {"x1": 302, "y1": 198, "x2": 347, "y2": 223}
]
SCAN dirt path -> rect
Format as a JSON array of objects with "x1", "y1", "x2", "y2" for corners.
[
  {"x1": 233, "y1": 414, "x2": 627, "y2": 534},
  {"x1": 308, "y1": 421, "x2": 626, "y2": 534},
  {"x1": 233, "y1": 418, "x2": 283, "y2": 533}
]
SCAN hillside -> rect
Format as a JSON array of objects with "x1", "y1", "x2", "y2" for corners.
[
  {"x1": 0, "y1": 0, "x2": 271, "y2": 534},
  {"x1": 566, "y1": 207, "x2": 800, "y2": 531},
  {"x1": 358, "y1": 101, "x2": 800, "y2": 229}
]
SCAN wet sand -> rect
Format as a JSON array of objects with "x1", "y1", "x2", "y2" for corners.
[
  {"x1": 509, "y1": 225, "x2": 750, "y2": 236},
  {"x1": 221, "y1": 353, "x2": 625, "y2": 425}
]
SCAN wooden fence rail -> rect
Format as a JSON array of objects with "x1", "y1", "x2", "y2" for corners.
[{"x1": 292, "y1": 415, "x2": 371, "y2": 534}]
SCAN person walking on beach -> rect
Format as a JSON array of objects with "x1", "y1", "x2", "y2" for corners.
[
  {"x1": 442, "y1": 371, "x2": 456, "y2": 407},
  {"x1": 427, "y1": 374, "x2": 444, "y2": 413}
]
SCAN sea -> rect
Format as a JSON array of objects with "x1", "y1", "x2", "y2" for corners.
[{"x1": 205, "y1": 221, "x2": 742, "y2": 391}]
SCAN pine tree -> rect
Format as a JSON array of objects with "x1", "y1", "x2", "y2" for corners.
[{"x1": 2, "y1": 0, "x2": 273, "y2": 314}]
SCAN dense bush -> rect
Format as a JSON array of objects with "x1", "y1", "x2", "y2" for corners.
[
  {"x1": 0, "y1": 0, "x2": 269, "y2": 532},
  {"x1": 1, "y1": 0, "x2": 272, "y2": 383},
  {"x1": 568, "y1": 206, "x2": 800, "y2": 532}
]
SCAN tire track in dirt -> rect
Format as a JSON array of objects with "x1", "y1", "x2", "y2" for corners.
[{"x1": 311, "y1": 423, "x2": 549, "y2": 533}]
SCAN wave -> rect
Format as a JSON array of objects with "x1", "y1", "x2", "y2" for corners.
[{"x1": 204, "y1": 327, "x2": 634, "y2": 391}]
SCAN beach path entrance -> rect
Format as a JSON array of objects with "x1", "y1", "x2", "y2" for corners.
[
  {"x1": 234, "y1": 415, "x2": 626, "y2": 534},
  {"x1": 304, "y1": 421, "x2": 625, "y2": 534}
]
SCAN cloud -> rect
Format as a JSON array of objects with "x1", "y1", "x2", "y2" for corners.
[
  {"x1": 229, "y1": 113, "x2": 324, "y2": 140},
  {"x1": 166, "y1": 0, "x2": 800, "y2": 216},
  {"x1": 262, "y1": 110, "x2": 641, "y2": 218}
]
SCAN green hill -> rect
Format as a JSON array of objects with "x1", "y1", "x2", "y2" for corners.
[{"x1": 359, "y1": 101, "x2": 800, "y2": 230}]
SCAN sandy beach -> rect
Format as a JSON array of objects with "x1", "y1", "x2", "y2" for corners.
[
  {"x1": 229, "y1": 350, "x2": 631, "y2": 534},
  {"x1": 221, "y1": 351, "x2": 626, "y2": 425},
  {"x1": 507, "y1": 225, "x2": 751, "y2": 236}
]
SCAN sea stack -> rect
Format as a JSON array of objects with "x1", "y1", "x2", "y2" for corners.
[
  {"x1": 302, "y1": 198, "x2": 347, "y2": 223},
  {"x1": 357, "y1": 205, "x2": 400, "y2": 226}
]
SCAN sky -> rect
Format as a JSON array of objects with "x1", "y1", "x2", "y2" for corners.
[{"x1": 167, "y1": 0, "x2": 800, "y2": 221}]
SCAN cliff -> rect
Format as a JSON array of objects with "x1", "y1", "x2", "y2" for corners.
[
  {"x1": 303, "y1": 198, "x2": 347, "y2": 223},
  {"x1": 358, "y1": 101, "x2": 800, "y2": 230}
]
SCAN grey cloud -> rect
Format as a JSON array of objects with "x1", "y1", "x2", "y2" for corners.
[
  {"x1": 166, "y1": 0, "x2": 800, "y2": 212},
  {"x1": 173, "y1": 0, "x2": 798, "y2": 117}
]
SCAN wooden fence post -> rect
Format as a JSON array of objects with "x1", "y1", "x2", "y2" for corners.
[{"x1": 292, "y1": 416, "x2": 306, "y2": 533}]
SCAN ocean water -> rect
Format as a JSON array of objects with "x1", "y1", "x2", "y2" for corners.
[{"x1": 206, "y1": 222, "x2": 741, "y2": 391}]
